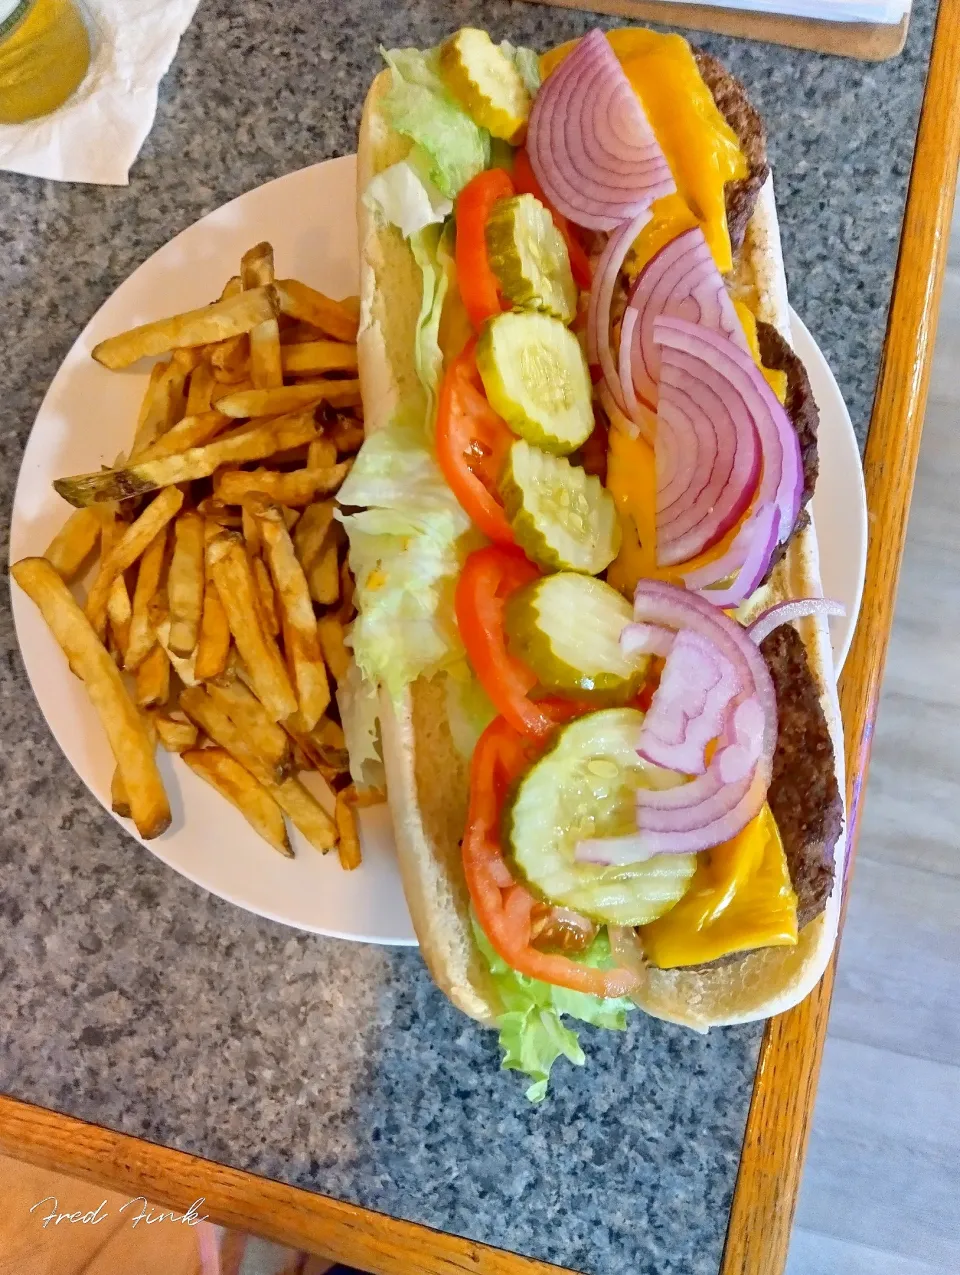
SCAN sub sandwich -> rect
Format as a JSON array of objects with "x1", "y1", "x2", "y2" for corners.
[{"x1": 337, "y1": 26, "x2": 846, "y2": 1099}]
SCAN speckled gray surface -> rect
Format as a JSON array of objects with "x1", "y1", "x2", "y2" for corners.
[{"x1": 0, "y1": 2, "x2": 938, "y2": 1272}]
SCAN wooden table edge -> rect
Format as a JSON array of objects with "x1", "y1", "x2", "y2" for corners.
[
  {"x1": 720, "y1": 0, "x2": 960, "y2": 1271},
  {"x1": 3, "y1": 8, "x2": 959, "y2": 1275}
]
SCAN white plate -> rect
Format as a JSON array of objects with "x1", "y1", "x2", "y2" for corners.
[{"x1": 9, "y1": 156, "x2": 866, "y2": 945}]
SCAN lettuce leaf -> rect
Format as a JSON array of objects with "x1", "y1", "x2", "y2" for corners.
[
  {"x1": 499, "y1": 40, "x2": 542, "y2": 97},
  {"x1": 336, "y1": 660, "x2": 385, "y2": 790},
  {"x1": 337, "y1": 418, "x2": 475, "y2": 697},
  {"x1": 409, "y1": 220, "x2": 456, "y2": 420},
  {"x1": 382, "y1": 45, "x2": 490, "y2": 199},
  {"x1": 363, "y1": 160, "x2": 452, "y2": 240},
  {"x1": 443, "y1": 661, "x2": 497, "y2": 758},
  {"x1": 473, "y1": 921, "x2": 635, "y2": 1102}
]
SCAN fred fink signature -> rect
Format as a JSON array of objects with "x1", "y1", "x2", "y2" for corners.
[{"x1": 30, "y1": 1195, "x2": 209, "y2": 1229}]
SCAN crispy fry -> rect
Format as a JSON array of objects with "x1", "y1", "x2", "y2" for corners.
[
  {"x1": 214, "y1": 461, "x2": 351, "y2": 508},
  {"x1": 343, "y1": 784, "x2": 387, "y2": 809},
  {"x1": 338, "y1": 555, "x2": 356, "y2": 622},
  {"x1": 206, "y1": 535, "x2": 297, "y2": 719},
  {"x1": 278, "y1": 320, "x2": 327, "y2": 345},
  {"x1": 274, "y1": 774, "x2": 337, "y2": 853},
  {"x1": 308, "y1": 540, "x2": 339, "y2": 606},
  {"x1": 182, "y1": 747, "x2": 291, "y2": 858},
  {"x1": 193, "y1": 575, "x2": 231, "y2": 681},
  {"x1": 317, "y1": 615, "x2": 351, "y2": 683},
  {"x1": 43, "y1": 507, "x2": 103, "y2": 580},
  {"x1": 250, "y1": 318, "x2": 283, "y2": 389},
  {"x1": 335, "y1": 790, "x2": 362, "y2": 870},
  {"x1": 256, "y1": 502, "x2": 330, "y2": 730},
  {"x1": 329, "y1": 416, "x2": 366, "y2": 455},
  {"x1": 241, "y1": 241, "x2": 275, "y2": 290},
  {"x1": 209, "y1": 333, "x2": 249, "y2": 379},
  {"x1": 167, "y1": 512, "x2": 205, "y2": 655},
  {"x1": 252, "y1": 554, "x2": 280, "y2": 637},
  {"x1": 220, "y1": 275, "x2": 243, "y2": 301},
  {"x1": 293, "y1": 501, "x2": 335, "y2": 573},
  {"x1": 241, "y1": 501, "x2": 261, "y2": 557},
  {"x1": 205, "y1": 678, "x2": 292, "y2": 778},
  {"x1": 215, "y1": 380, "x2": 361, "y2": 418},
  {"x1": 125, "y1": 526, "x2": 168, "y2": 671},
  {"x1": 196, "y1": 497, "x2": 242, "y2": 527},
  {"x1": 181, "y1": 685, "x2": 283, "y2": 783},
  {"x1": 210, "y1": 376, "x2": 254, "y2": 405},
  {"x1": 281, "y1": 340, "x2": 358, "y2": 377},
  {"x1": 136, "y1": 642, "x2": 171, "y2": 709},
  {"x1": 275, "y1": 279, "x2": 359, "y2": 343},
  {"x1": 136, "y1": 411, "x2": 231, "y2": 462},
  {"x1": 106, "y1": 575, "x2": 132, "y2": 662},
  {"x1": 85, "y1": 487, "x2": 184, "y2": 636},
  {"x1": 308, "y1": 438, "x2": 337, "y2": 469},
  {"x1": 185, "y1": 360, "x2": 216, "y2": 415},
  {"x1": 92, "y1": 286, "x2": 279, "y2": 371},
  {"x1": 55, "y1": 416, "x2": 317, "y2": 507},
  {"x1": 111, "y1": 766, "x2": 131, "y2": 818},
  {"x1": 152, "y1": 713, "x2": 199, "y2": 752},
  {"x1": 11, "y1": 558, "x2": 170, "y2": 839}
]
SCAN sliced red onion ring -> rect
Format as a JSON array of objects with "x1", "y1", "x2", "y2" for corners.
[
  {"x1": 624, "y1": 227, "x2": 748, "y2": 407},
  {"x1": 576, "y1": 580, "x2": 777, "y2": 862},
  {"x1": 620, "y1": 621, "x2": 675, "y2": 659},
  {"x1": 586, "y1": 211, "x2": 650, "y2": 415},
  {"x1": 528, "y1": 29, "x2": 676, "y2": 231},
  {"x1": 681, "y1": 501, "x2": 779, "y2": 607},
  {"x1": 747, "y1": 598, "x2": 847, "y2": 645},
  {"x1": 635, "y1": 630, "x2": 742, "y2": 775},
  {"x1": 599, "y1": 379, "x2": 655, "y2": 446}
]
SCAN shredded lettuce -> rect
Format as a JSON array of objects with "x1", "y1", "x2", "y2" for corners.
[
  {"x1": 363, "y1": 160, "x2": 452, "y2": 239},
  {"x1": 499, "y1": 40, "x2": 542, "y2": 97},
  {"x1": 337, "y1": 661, "x2": 385, "y2": 790},
  {"x1": 382, "y1": 45, "x2": 490, "y2": 199},
  {"x1": 409, "y1": 220, "x2": 456, "y2": 419},
  {"x1": 473, "y1": 921, "x2": 635, "y2": 1102},
  {"x1": 443, "y1": 662, "x2": 497, "y2": 758},
  {"x1": 337, "y1": 418, "x2": 474, "y2": 697}
]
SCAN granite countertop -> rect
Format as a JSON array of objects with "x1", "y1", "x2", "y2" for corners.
[{"x1": 0, "y1": 2, "x2": 938, "y2": 1272}]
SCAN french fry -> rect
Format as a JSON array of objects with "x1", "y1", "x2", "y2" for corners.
[
  {"x1": 152, "y1": 713, "x2": 199, "y2": 752},
  {"x1": 127, "y1": 352, "x2": 196, "y2": 459},
  {"x1": 181, "y1": 747, "x2": 291, "y2": 858},
  {"x1": 209, "y1": 333, "x2": 249, "y2": 379},
  {"x1": 249, "y1": 319, "x2": 283, "y2": 389},
  {"x1": 335, "y1": 790, "x2": 362, "y2": 870},
  {"x1": 215, "y1": 380, "x2": 361, "y2": 418},
  {"x1": 196, "y1": 497, "x2": 242, "y2": 527},
  {"x1": 214, "y1": 462, "x2": 350, "y2": 508},
  {"x1": 210, "y1": 376, "x2": 254, "y2": 406},
  {"x1": 281, "y1": 340, "x2": 358, "y2": 377},
  {"x1": 55, "y1": 416, "x2": 317, "y2": 507},
  {"x1": 167, "y1": 512, "x2": 205, "y2": 655},
  {"x1": 241, "y1": 241, "x2": 275, "y2": 289},
  {"x1": 338, "y1": 555, "x2": 356, "y2": 622},
  {"x1": 85, "y1": 486, "x2": 184, "y2": 636},
  {"x1": 125, "y1": 525, "x2": 168, "y2": 671},
  {"x1": 345, "y1": 785, "x2": 387, "y2": 809},
  {"x1": 278, "y1": 320, "x2": 327, "y2": 345},
  {"x1": 44, "y1": 507, "x2": 103, "y2": 580},
  {"x1": 136, "y1": 642, "x2": 171, "y2": 709},
  {"x1": 135, "y1": 410, "x2": 230, "y2": 462},
  {"x1": 205, "y1": 678, "x2": 292, "y2": 778},
  {"x1": 275, "y1": 279, "x2": 360, "y2": 343},
  {"x1": 206, "y1": 535, "x2": 297, "y2": 720},
  {"x1": 193, "y1": 575, "x2": 231, "y2": 681},
  {"x1": 293, "y1": 501, "x2": 335, "y2": 572},
  {"x1": 220, "y1": 275, "x2": 243, "y2": 301},
  {"x1": 276, "y1": 773, "x2": 337, "y2": 853},
  {"x1": 185, "y1": 360, "x2": 216, "y2": 415},
  {"x1": 329, "y1": 416, "x2": 366, "y2": 455},
  {"x1": 308, "y1": 540, "x2": 339, "y2": 606},
  {"x1": 255, "y1": 502, "x2": 330, "y2": 730},
  {"x1": 111, "y1": 766, "x2": 131, "y2": 818},
  {"x1": 106, "y1": 575, "x2": 132, "y2": 662},
  {"x1": 241, "y1": 502, "x2": 261, "y2": 557},
  {"x1": 92, "y1": 286, "x2": 279, "y2": 371},
  {"x1": 252, "y1": 554, "x2": 280, "y2": 637},
  {"x1": 317, "y1": 615, "x2": 351, "y2": 683},
  {"x1": 308, "y1": 438, "x2": 337, "y2": 469},
  {"x1": 341, "y1": 295, "x2": 361, "y2": 324},
  {"x1": 11, "y1": 558, "x2": 170, "y2": 839}
]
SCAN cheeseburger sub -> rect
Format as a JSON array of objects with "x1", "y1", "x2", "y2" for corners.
[{"x1": 336, "y1": 26, "x2": 846, "y2": 1099}]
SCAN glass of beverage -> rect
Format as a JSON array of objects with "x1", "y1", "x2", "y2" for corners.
[{"x1": 0, "y1": 0, "x2": 91, "y2": 124}]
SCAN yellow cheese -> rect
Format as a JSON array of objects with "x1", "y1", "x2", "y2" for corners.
[
  {"x1": 734, "y1": 300, "x2": 788, "y2": 403},
  {"x1": 639, "y1": 804, "x2": 798, "y2": 968},
  {"x1": 541, "y1": 30, "x2": 748, "y2": 273}
]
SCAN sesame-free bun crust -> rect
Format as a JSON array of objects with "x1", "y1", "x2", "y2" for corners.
[{"x1": 356, "y1": 66, "x2": 844, "y2": 1031}]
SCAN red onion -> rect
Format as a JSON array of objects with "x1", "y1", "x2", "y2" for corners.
[
  {"x1": 624, "y1": 227, "x2": 748, "y2": 407},
  {"x1": 681, "y1": 501, "x2": 779, "y2": 606},
  {"x1": 527, "y1": 29, "x2": 676, "y2": 231},
  {"x1": 577, "y1": 581, "x2": 777, "y2": 862},
  {"x1": 635, "y1": 629, "x2": 742, "y2": 775},
  {"x1": 620, "y1": 621, "x2": 675, "y2": 659},
  {"x1": 747, "y1": 597, "x2": 847, "y2": 645},
  {"x1": 599, "y1": 379, "x2": 655, "y2": 446},
  {"x1": 586, "y1": 211, "x2": 650, "y2": 415}
]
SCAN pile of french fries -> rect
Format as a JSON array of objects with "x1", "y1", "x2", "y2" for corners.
[{"x1": 12, "y1": 241, "x2": 379, "y2": 871}]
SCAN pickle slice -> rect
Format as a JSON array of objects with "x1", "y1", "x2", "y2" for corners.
[
  {"x1": 505, "y1": 573, "x2": 646, "y2": 700},
  {"x1": 439, "y1": 28, "x2": 531, "y2": 143},
  {"x1": 476, "y1": 312, "x2": 593, "y2": 455},
  {"x1": 503, "y1": 708, "x2": 696, "y2": 926},
  {"x1": 486, "y1": 195, "x2": 577, "y2": 324},
  {"x1": 500, "y1": 439, "x2": 620, "y2": 575}
]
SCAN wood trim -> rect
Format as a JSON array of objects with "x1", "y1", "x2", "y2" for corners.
[
  {"x1": 522, "y1": 0, "x2": 909, "y2": 61},
  {"x1": 0, "y1": 1095, "x2": 568, "y2": 1275},
  {"x1": 719, "y1": 0, "x2": 960, "y2": 1272}
]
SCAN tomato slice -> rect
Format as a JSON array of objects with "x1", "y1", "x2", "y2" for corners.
[
  {"x1": 463, "y1": 716, "x2": 640, "y2": 998},
  {"x1": 512, "y1": 148, "x2": 593, "y2": 291},
  {"x1": 455, "y1": 545, "x2": 551, "y2": 737},
  {"x1": 455, "y1": 168, "x2": 516, "y2": 331},
  {"x1": 436, "y1": 341, "x2": 516, "y2": 544}
]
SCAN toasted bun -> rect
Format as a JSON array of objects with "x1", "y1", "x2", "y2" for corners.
[{"x1": 357, "y1": 63, "x2": 845, "y2": 1030}]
